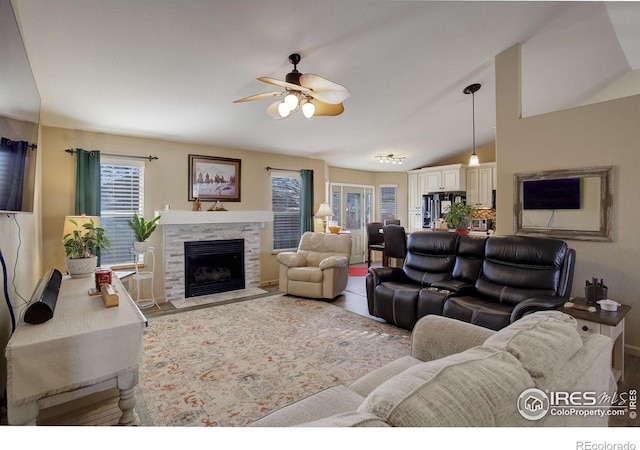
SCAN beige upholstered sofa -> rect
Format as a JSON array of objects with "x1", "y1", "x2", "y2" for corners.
[
  {"x1": 252, "y1": 311, "x2": 616, "y2": 427},
  {"x1": 277, "y1": 231, "x2": 352, "y2": 300}
]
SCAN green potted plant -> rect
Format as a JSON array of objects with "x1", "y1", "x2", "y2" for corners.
[
  {"x1": 128, "y1": 214, "x2": 161, "y2": 252},
  {"x1": 442, "y1": 201, "x2": 474, "y2": 234},
  {"x1": 63, "y1": 217, "x2": 111, "y2": 278}
]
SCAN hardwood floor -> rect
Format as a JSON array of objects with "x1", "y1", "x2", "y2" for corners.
[{"x1": 3, "y1": 264, "x2": 638, "y2": 427}]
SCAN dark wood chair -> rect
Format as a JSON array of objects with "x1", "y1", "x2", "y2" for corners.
[
  {"x1": 382, "y1": 225, "x2": 407, "y2": 264},
  {"x1": 366, "y1": 222, "x2": 386, "y2": 267}
]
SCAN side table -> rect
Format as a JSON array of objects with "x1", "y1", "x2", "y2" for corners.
[{"x1": 563, "y1": 297, "x2": 631, "y2": 383}]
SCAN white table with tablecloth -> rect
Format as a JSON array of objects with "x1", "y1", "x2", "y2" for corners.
[{"x1": 5, "y1": 275, "x2": 146, "y2": 425}]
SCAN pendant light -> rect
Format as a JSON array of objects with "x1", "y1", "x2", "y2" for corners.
[{"x1": 463, "y1": 83, "x2": 481, "y2": 167}]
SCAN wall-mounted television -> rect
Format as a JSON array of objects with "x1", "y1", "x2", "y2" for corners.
[
  {"x1": 0, "y1": 0, "x2": 40, "y2": 213},
  {"x1": 523, "y1": 178, "x2": 581, "y2": 210}
]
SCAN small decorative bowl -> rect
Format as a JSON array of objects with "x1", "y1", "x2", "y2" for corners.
[
  {"x1": 597, "y1": 299, "x2": 620, "y2": 312},
  {"x1": 328, "y1": 226, "x2": 341, "y2": 234}
]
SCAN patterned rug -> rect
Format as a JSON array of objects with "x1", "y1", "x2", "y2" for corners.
[{"x1": 136, "y1": 294, "x2": 410, "y2": 426}]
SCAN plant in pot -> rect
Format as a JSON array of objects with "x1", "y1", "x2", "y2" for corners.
[
  {"x1": 128, "y1": 214, "x2": 161, "y2": 253},
  {"x1": 63, "y1": 217, "x2": 111, "y2": 278},
  {"x1": 442, "y1": 201, "x2": 474, "y2": 234}
]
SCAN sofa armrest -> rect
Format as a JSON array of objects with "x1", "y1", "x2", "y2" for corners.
[
  {"x1": 510, "y1": 295, "x2": 567, "y2": 322},
  {"x1": 366, "y1": 266, "x2": 408, "y2": 284},
  {"x1": 410, "y1": 315, "x2": 495, "y2": 362},
  {"x1": 319, "y1": 255, "x2": 349, "y2": 270},
  {"x1": 276, "y1": 252, "x2": 307, "y2": 268}
]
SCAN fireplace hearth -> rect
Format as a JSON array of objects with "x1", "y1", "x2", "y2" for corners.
[{"x1": 184, "y1": 239, "x2": 245, "y2": 298}]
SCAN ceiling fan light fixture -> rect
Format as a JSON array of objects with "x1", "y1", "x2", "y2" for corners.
[
  {"x1": 277, "y1": 102, "x2": 291, "y2": 118},
  {"x1": 284, "y1": 92, "x2": 299, "y2": 110},
  {"x1": 302, "y1": 100, "x2": 315, "y2": 118}
]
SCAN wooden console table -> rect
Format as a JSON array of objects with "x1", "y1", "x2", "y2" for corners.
[
  {"x1": 563, "y1": 297, "x2": 631, "y2": 383},
  {"x1": 5, "y1": 275, "x2": 147, "y2": 425}
]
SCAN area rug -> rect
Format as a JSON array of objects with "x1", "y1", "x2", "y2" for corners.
[
  {"x1": 169, "y1": 287, "x2": 268, "y2": 309},
  {"x1": 348, "y1": 267, "x2": 369, "y2": 277},
  {"x1": 136, "y1": 294, "x2": 410, "y2": 426}
]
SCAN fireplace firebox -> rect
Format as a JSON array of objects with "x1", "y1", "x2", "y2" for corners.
[{"x1": 184, "y1": 239, "x2": 245, "y2": 298}]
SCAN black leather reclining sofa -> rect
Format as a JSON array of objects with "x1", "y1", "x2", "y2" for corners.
[{"x1": 365, "y1": 231, "x2": 576, "y2": 331}]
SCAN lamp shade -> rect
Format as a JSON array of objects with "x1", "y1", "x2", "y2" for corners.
[
  {"x1": 63, "y1": 215, "x2": 100, "y2": 239},
  {"x1": 315, "y1": 202, "x2": 333, "y2": 218}
]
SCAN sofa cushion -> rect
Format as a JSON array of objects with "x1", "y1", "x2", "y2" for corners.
[
  {"x1": 482, "y1": 310, "x2": 583, "y2": 386},
  {"x1": 349, "y1": 355, "x2": 422, "y2": 397},
  {"x1": 358, "y1": 346, "x2": 534, "y2": 427},
  {"x1": 442, "y1": 295, "x2": 514, "y2": 330},
  {"x1": 251, "y1": 385, "x2": 365, "y2": 427},
  {"x1": 287, "y1": 266, "x2": 324, "y2": 283},
  {"x1": 296, "y1": 411, "x2": 390, "y2": 427}
]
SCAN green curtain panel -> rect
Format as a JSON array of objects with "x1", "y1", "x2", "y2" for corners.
[
  {"x1": 74, "y1": 149, "x2": 102, "y2": 263},
  {"x1": 0, "y1": 138, "x2": 28, "y2": 211},
  {"x1": 300, "y1": 169, "x2": 314, "y2": 234},
  {"x1": 74, "y1": 149, "x2": 101, "y2": 216}
]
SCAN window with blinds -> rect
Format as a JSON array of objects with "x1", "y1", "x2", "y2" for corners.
[
  {"x1": 379, "y1": 185, "x2": 398, "y2": 221},
  {"x1": 100, "y1": 160, "x2": 144, "y2": 266},
  {"x1": 272, "y1": 172, "x2": 301, "y2": 251}
]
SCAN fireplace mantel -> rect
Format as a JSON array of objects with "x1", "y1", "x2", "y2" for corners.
[{"x1": 156, "y1": 210, "x2": 274, "y2": 225}]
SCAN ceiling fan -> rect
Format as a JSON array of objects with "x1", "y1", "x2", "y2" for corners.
[{"x1": 233, "y1": 53, "x2": 351, "y2": 119}]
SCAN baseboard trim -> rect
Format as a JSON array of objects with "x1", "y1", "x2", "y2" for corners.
[{"x1": 625, "y1": 344, "x2": 640, "y2": 357}]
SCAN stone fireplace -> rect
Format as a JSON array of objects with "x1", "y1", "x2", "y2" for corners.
[{"x1": 158, "y1": 210, "x2": 274, "y2": 303}]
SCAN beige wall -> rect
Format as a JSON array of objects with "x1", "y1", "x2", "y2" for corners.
[
  {"x1": 495, "y1": 44, "x2": 640, "y2": 353},
  {"x1": 40, "y1": 126, "x2": 328, "y2": 294},
  {"x1": 432, "y1": 141, "x2": 496, "y2": 167}
]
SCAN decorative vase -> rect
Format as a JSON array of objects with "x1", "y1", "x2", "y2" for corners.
[
  {"x1": 133, "y1": 241, "x2": 150, "y2": 253},
  {"x1": 65, "y1": 256, "x2": 98, "y2": 278}
]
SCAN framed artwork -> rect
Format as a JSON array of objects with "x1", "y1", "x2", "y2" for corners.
[{"x1": 188, "y1": 154, "x2": 241, "y2": 202}]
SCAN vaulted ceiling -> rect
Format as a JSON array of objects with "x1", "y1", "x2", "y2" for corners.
[{"x1": 11, "y1": 0, "x2": 640, "y2": 172}]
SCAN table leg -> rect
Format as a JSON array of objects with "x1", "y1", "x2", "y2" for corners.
[
  {"x1": 7, "y1": 401, "x2": 37, "y2": 425},
  {"x1": 117, "y1": 369, "x2": 139, "y2": 425}
]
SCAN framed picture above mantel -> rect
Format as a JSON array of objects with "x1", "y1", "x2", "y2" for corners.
[{"x1": 188, "y1": 154, "x2": 241, "y2": 202}]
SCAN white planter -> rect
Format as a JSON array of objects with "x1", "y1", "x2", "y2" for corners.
[
  {"x1": 133, "y1": 241, "x2": 150, "y2": 253},
  {"x1": 65, "y1": 256, "x2": 98, "y2": 278}
]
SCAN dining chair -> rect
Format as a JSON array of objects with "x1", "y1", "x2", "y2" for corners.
[
  {"x1": 366, "y1": 222, "x2": 386, "y2": 267},
  {"x1": 382, "y1": 224, "x2": 407, "y2": 266}
]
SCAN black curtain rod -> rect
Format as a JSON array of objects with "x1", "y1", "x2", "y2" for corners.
[
  {"x1": 266, "y1": 166, "x2": 312, "y2": 173},
  {"x1": 1, "y1": 138, "x2": 36, "y2": 150},
  {"x1": 65, "y1": 148, "x2": 158, "y2": 161}
]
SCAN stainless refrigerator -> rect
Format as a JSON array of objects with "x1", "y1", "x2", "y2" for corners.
[{"x1": 422, "y1": 192, "x2": 467, "y2": 229}]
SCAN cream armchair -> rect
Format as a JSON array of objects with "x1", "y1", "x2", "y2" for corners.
[{"x1": 277, "y1": 232, "x2": 352, "y2": 299}]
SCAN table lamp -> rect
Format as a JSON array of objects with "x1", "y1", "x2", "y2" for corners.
[
  {"x1": 63, "y1": 215, "x2": 100, "y2": 239},
  {"x1": 315, "y1": 202, "x2": 333, "y2": 233}
]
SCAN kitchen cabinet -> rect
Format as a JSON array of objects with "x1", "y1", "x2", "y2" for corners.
[
  {"x1": 407, "y1": 171, "x2": 426, "y2": 231},
  {"x1": 466, "y1": 162, "x2": 495, "y2": 209},
  {"x1": 423, "y1": 164, "x2": 466, "y2": 192}
]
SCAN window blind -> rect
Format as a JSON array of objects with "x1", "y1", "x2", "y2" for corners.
[
  {"x1": 379, "y1": 185, "x2": 397, "y2": 221},
  {"x1": 272, "y1": 172, "x2": 301, "y2": 251},
  {"x1": 100, "y1": 160, "x2": 144, "y2": 265}
]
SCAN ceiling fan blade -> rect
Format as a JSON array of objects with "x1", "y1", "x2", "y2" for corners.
[
  {"x1": 299, "y1": 74, "x2": 351, "y2": 104},
  {"x1": 310, "y1": 98, "x2": 345, "y2": 116},
  {"x1": 266, "y1": 100, "x2": 286, "y2": 120},
  {"x1": 233, "y1": 92, "x2": 284, "y2": 103},
  {"x1": 258, "y1": 77, "x2": 309, "y2": 92}
]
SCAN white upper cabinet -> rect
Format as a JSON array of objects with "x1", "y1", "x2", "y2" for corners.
[
  {"x1": 423, "y1": 164, "x2": 467, "y2": 192},
  {"x1": 466, "y1": 162, "x2": 495, "y2": 209}
]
